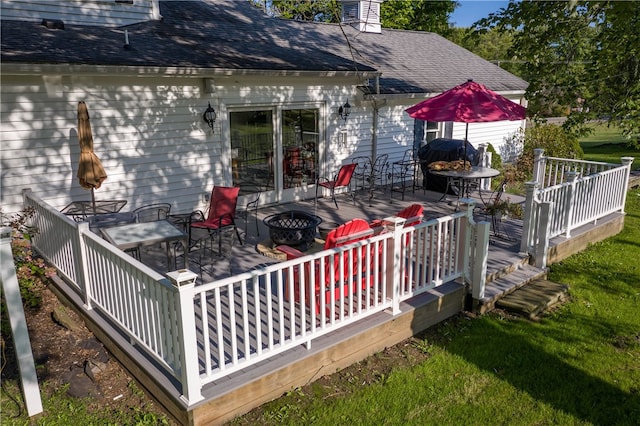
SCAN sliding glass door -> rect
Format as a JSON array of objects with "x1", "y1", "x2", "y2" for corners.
[{"x1": 229, "y1": 106, "x2": 321, "y2": 205}]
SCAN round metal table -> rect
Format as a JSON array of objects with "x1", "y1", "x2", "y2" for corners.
[{"x1": 430, "y1": 166, "x2": 500, "y2": 206}]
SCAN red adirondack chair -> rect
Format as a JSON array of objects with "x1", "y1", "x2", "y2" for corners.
[
  {"x1": 277, "y1": 218, "x2": 381, "y2": 314},
  {"x1": 397, "y1": 203, "x2": 424, "y2": 226},
  {"x1": 370, "y1": 203, "x2": 424, "y2": 233}
]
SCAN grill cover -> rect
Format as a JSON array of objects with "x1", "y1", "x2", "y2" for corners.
[{"x1": 417, "y1": 138, "x2": 479, "y2": 194}]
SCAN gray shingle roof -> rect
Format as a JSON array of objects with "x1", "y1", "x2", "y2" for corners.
[{"x1": 1, "y1": 0, "x2": 527, "y2": 94}]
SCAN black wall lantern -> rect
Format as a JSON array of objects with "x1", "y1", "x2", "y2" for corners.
[
  {"x1": 338, "y1": 100, "x2": 351, "y2": 122},
  {"x1": 203, "y1": 102, "x2": 217, "y2": 131}
]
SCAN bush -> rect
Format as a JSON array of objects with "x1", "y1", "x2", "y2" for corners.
[
  {"x1": 0, "y1": 208, "x2": 56, "y2": 312},
  {"x1": 486, "y1": 143, "x2": 502, "y2": 171},
  {"x1": 515, "y1": 124, "x2": 584, "y2": 181}
]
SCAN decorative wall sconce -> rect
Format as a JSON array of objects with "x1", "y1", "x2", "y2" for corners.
[
  {"x1": 203, "y1": 102, "x2": 217, "y2": 131},
  {"x1": 338, "y1": 100, "x2": 351, "y2": 122}
]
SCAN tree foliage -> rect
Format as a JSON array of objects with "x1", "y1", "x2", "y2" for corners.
[
  {"x1": 253, "y1": 0, "x2": 456, "y2": 34},
  {"x1": 380, "y1": 1, "x2": 456, "y2": 36},
  {"x1": 265, "y1": 0, "x2": 341, "y2": 22},
  {"x1": 475, "y1": 1, "x2": 640, "y2": 147}
]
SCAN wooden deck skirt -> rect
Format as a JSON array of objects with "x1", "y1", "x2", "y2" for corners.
[{"x1": 49, "y1": 272, "x2": 464, "y2": 425}]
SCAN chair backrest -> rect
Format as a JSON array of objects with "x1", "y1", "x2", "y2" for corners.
[
  {"x1": 320, "y1": 218, "x2": 377, "y2": 288},
  {"x1": 133, "y1": 203, "x2": 171, "y2": 223},
  {"x1": 352, "y1": 156, "x2": 371, "y2": 174},
  {"x1": 324, "y1": 218, "x2": 372, "y2": 249},
  {"x1": 334, "y1": 163, "x2": 357, "y2": 187},
  {"x1": 372, "y1": 154, "x2": 388, "y2": 176},
  {"x1": 397, "y1": 204, "x2": 424, "y2": 226},
  {"x1": 205, "y1": 186, "x2": 240, "y2": 226},
  {"x1": 489, "y1": 178, "x2": 508, "y2": 206},
  {"x1": 402, "y1": 149, "x2": 414, "y2": 163}
]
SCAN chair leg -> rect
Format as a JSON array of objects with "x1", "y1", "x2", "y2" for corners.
[
  {"x1": 331, "y1": 187, "x2": 338, "y2": 209},
  {"x1": 234, "y1": 225, "x2": 243, "y2": 245}
]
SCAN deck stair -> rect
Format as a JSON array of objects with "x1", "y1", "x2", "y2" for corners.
[
  {"x1": 479, "y1": 255, "x2": 548, "y2": 314},
  {"x1": 496, "y1": 280, "x2": 570, "y2": 320}
]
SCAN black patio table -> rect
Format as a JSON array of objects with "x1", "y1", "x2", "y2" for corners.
[
  {"x1": 430, "y1": 166, "x2": 500, "y2": 208},
  {"x1": 61, "y1": 199, "x2": 128, "y2": 221}
]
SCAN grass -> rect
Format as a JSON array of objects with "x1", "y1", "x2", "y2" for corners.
[
  {"x1": 230, "y1": 127, "x2": 640, "y2": 425},
  {"x1": 580, "y1": 123, "x2": 640, "y2": 168},
  {"x1": 232, "y1": 187, "x2": 640, "y2": 423},
  {"x1": 2, "y1": 126, "x2": 638, "y2": 425}
]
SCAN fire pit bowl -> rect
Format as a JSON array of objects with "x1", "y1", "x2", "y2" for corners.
[{"x1": 263, "y1": 210, "x2": 322, "y2": 249}]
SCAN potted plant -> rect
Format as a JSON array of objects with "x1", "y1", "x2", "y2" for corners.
[{"x1": 485, "y1": 197, "x2": 523, "y2": 220}]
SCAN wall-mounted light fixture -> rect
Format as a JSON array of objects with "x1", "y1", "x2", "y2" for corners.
[
  {"x1": 203, "y1": 102, "x2": 217, "y2": 131},
  {"x1": 338, "y1": 100, "x2": 351, "y2": 122}
]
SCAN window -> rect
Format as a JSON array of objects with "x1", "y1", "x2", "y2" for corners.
[{"x1": 425, "y1": 121, "x2": 439, "y2": 143}]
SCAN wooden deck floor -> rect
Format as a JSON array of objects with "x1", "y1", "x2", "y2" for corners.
[
  {"x1": 49, "y1": 183, "x2": 627, "y2": 424},
  {"x1": 140, "y1": 186, "x2": 526, "y2": 285}
]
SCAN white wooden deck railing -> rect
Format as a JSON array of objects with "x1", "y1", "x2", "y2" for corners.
[
  {"x1": 531, "y1": 148, "x2": 622, "y2": 188},
  {"x1": 23, "y1": 190, "x2": 184, "y2": 381},
  {"x1": 20, "y1": 189, "x2": 488, "y2": 405},
  {"x1": 521, "y1": 154, "x2": 634, "y2": 268}
]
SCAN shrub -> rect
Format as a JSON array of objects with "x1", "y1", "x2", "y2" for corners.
[
  {"x1": 1, "y1": 208, "x2": 56, "y2": 311},
  {"x1": 515, "y1": 124, "x2": 584, "y2": 181},
  {"x1": 486, "y1": 143, "x2": 502, "y2": 171}
]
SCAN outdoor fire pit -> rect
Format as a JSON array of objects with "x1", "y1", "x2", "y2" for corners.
[{"x1": 263, "y1": 210, "x2": 322, "y2": 249}]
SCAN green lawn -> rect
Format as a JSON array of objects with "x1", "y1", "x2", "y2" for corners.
[
  {"x1": 231, "y1": 132, "x2": 640, "y2": 425},
  {"x1": 2, "y1": 127, "x2": 638, "y2": 425},
  {"x1": 581, "y1": 124, "x2": 640, "y2": 169}
]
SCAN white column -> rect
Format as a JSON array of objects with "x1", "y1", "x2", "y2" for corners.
[
  {"x1": 0, "y1": 227, "x2": 43, "y2": 417},
  {"x1": 166, "y1": 269, "x2": 204, "y2": 405},
  {"x1": 383, "y1": 216, "x2": 406, "y2": 315}
]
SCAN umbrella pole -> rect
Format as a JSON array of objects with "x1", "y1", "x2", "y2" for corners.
[
  {"x1": 91, "y1": 188, "x2": 97, "y2": 216},
  {"x1": 464, "y1": 123, "x2": 469, "y2": 163}
]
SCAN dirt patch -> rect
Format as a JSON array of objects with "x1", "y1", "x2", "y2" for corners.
[{"x1": 1, "y1": 282, "x2": 175, "y2": 423}]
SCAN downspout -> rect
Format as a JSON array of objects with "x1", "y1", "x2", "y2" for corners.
[
  {"x1": 371, "y1": 75, "x2": 381, "y2": 161},
  {"x1": 368, "y1": 75, "x2": 386, "y2": 204}
]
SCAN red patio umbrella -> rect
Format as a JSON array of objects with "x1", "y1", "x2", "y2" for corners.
[
  {"x1": 77, "y1": 101, "x2": 107, "y2": 215},
  {"x1": 405, "y1": 79, "x2": 527, "y2": 162}
]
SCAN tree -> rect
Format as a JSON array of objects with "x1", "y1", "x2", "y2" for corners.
[
  {"x1": 448, "y1": 27, "x2": 520, "y2": 77},
  {"x1": 381, "y1": 1, "x2": 457, "y2": 36},
  {"x1": 265, "y1": 0, "x2": 341, "y2": 22},
  {"x1": 475, "y1": 1, "x2": 640, "y2": 146},
  {"x1": 253, "y1": 0, "x2": 456, "y2": 34}
]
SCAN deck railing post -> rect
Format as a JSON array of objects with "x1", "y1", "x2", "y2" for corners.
[
  {"x1": 458, "y1": 199, "x2": 476, "y2": 285},
  {"x1": 534, "y1": 202, "x2": 552, "y2": 269},
  {"x1": 564, "y1": 171, "x2": 580, "y2": 238},
  {"x1": 167, "y1": 269, "x2": 204, "y2": 405},
  {"x1": 1, "y1": 227, "x2": 44, "y2": 417},
  {"x1": 477, "y1": 144, "x2": 492, "y2": 191},
  {"x1": 520, "y1": 181, "x2": 539, "y2": 254},
  {"x1": 471, "y1": 221, "x2": 490, "y2": 300},
  {"x1": 620, "y1": 157, "x2": 635, "y2": 214},
  {"x1": 532, "y1": 148, "x2": 545, "y2": 186},
  {"x1": 76, "y1": 222, "x2": 93, "y2": 310},
  {"x1": 384, "y1": 216, "x2": 406, "y2": 315}
]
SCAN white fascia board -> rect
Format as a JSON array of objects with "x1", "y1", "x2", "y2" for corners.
[{"x1": 1, "y1": 63, "x2": 381, "y2": 79}]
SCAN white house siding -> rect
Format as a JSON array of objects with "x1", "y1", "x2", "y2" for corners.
[
  {"x1": 342, "y1": 97, "x2": 526, "y2": 168},
  {"x1": 0, "y1": 72, "x2": 369, "y2": 214},
  {"x1": 0, "y1": 69, "x2": 525, "y2": 215},
  {"x1": 1, "y1": 73, "x2": 220, "y2": 215},
  {"x1": 0, "y1": 0, "x2": 160, "y2": 28},
  {"x1": 451, "y1": 120, "x2": 525, "y2": 160}
]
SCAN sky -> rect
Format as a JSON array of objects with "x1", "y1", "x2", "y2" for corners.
[{"x1": 450, "y1": 1, "x2": 510, "y2": 27}]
